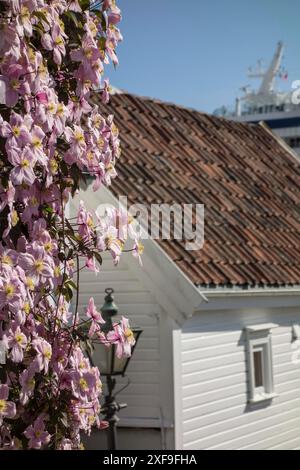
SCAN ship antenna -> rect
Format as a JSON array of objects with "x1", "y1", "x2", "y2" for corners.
[{"x1": 247, "y1": 42, "x2": 284, "y2": 95}]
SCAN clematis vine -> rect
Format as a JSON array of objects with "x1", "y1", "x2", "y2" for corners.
[{"x1": 0, "y1": 0, "x2": 142, "y2": 451}]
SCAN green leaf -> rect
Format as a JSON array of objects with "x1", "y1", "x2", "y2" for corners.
[
  {"x1": 98, "y1": 37, "x2": 106, "y2": 52},
  {"x1": 33, "y1": 11, "x2": 49, "y2": 25},
  {"x1": 79, "y1": 0, "x2": 90, "y2": 11},
  {"x1": 93, "y1": 251, "x2": 103, "y2": 266},
  {"x1": 64, "y1": 10, "x2": 79, "y2": 28},
  {"x1": 94, "y1": 10, "x2": 107, "y2": 32},
  {"x1": 65, "y1": 279, "x2": 78, "y2": 291}
]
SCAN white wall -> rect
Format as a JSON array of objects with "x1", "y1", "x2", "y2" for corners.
[
  {"x1": 176, "y1": 306, "x2": 300, "y2": 450},
  {"x1": 78, "y1": 252, "x2": 175, "y2": 449},
  {"x1": 70, "y1": 186, "x2": 176, "y2": 449},
  {"x1": 78, "y1": 252, "x2": 162, "y2": 424}
]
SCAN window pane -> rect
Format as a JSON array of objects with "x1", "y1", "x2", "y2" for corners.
[{"x1": 253, "y1": 350, "x2": 263, "y2": 387}]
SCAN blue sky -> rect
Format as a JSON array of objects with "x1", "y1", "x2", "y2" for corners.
[{"x1": 107, "y1": 0, "x2": 300, "y2": 113}]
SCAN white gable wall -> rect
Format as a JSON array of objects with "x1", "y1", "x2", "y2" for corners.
[
  {"x1": 77, "y1": 252, "x2": 163, "y2": 425},
  {"x1": 69, "y1": 184, "x2": 205, "y2": 449},
  {"x1": 175, "y1": 303, "x2": 300, "y2": 450}
]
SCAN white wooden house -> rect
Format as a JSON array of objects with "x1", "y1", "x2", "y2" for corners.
[{"x1": 71, "y1": 93, "x2": 300, "y2": 450}]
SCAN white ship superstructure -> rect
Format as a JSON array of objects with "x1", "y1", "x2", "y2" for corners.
[{"x1": 214, "y1": 42, "x2": 300, "y2": 155}]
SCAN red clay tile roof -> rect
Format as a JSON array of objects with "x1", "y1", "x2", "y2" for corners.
[{"x1": 93, "y1": 92, "x2": 300, "y2": 287}]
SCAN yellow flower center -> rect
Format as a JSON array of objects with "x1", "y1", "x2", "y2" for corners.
[
  {"x1": 97, "y1": 137, "x2": 104, "y2": 149},
  {"x1": 28, "y1": 47, "x2": 35, "y2": 62},
  {"x1": 35, "y1": 430, "x2": 42, "y2": 438},
  {"x1": 21, "y1": 159, "x2": 30, "y2": 168},
  {"x1": 124, "y1": 328, "x2": 134, "y2": 341},
  {"x1": 26, "y1": 277, "x2": 35, "y2": 290},
  {"x1": 10, "y1": 79, "x2": 20, "y2": 90},
  {"x1": 55, "y1": 36, "x2": 64, "y2": 46},
  {"x1": 15, "y1": 333, "x2": 24, "y2": 344},
  {"x1": 111, "y1": 123, "x2": 118, "y2": 137},
  {"x1": 79, "y1": 378, "x2": 88, "y2": 391},
  {"x1": 44, "y1": 350, "x2": 52, "y2": 360},
  {"x1": 44, "y1": 241, "x2": 52, "y2": 252},
  {"x1": 21, "y1": 6, "x2": 30, "y2": 19},
  {"x1": 23, "y1": 302, "x2": 30, "y2": 315},
  {"x1": 32, "y1": 138, "x2": 41, "y2": 148},
  {"x1": 50, "y1": 159, "x2": 58, "y2": 174},
  {"x1": 12, "y1": 210, "x2": 19, "y2": 227},
  {"x1": 74, "y1": 131, "x2": 84, "y2": 143},
  {"x1": 137, "y1": 242, "x2": 144, "y2": 255},
  {"x1": 93, "y1": 116, "x2": 102, "y2": 128},
  {"x1": 85, "y1": 48, "x2": 93, "y2": 59},
  {"x1": 12, "y1": 126, "x2": 20, "y2": 137},
  {"x1": 47, "y1": 102, "x2": 56, "y2": 113},
  {"x1": 105, "y1": 236, "x2": 123, "y2": 251},
  {"x1": 5, "y1": 283, "x2": 15, "y2": 299},
  {"x1": 56, "y1": 103, "x2": 64, "y2": 116},
  {"x1": 0, "y1": 400, "x2": 7, "y2": 413},
  {"x1": 88, "y1": 415, "x2": 96, "y2": 425},
  {"x1": 34, "y1": 259, "x2": 44, "y2": 274},
  {"x1": 2, "y1": 254, "x2": 13, "y2": 265},
  {"x1": 87, "y1": 217, "x2": 94, "y2": 228},
  {"x1": 89, "y1": 22, "x2": 97, "y2": 37},
  {"x1": 86, "y1": 151, "x2": 94, "y2": 162}
]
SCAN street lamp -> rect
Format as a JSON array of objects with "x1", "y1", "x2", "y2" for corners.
[{"x1": 91, "y1": 288, "x2": 142, "y2": 450}]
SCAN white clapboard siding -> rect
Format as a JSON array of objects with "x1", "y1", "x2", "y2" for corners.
[
  {"x1": 77, "y1": 251, "x2": 161, "y2": 425},
  {"x1": 179, "y1": 307, "x2": 300, "y2": 450}
]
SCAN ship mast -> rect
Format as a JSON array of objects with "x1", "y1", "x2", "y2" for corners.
[{"x1": 248, "y1": 42, "x2": 284, "y2": 95}]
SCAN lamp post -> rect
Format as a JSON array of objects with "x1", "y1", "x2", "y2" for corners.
[{"x1": 92, "y1": 288, "x2": 142, "y2": 450}]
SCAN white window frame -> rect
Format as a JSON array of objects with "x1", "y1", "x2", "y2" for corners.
[{"x1": 245, "y1": 323, "x2": 278, "y2": 404}]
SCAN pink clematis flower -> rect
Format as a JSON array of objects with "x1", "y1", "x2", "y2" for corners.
[
  {"x1": 70, "y1": 36, "x2": 102, "y2": 69},
  {"x1": 36, "y1": 91, "x2": 48, "y2": 105},
  {"x1": 31, "y1": 338, "x2": 52, "y2": 374},
  {"x1": 85, "y1": 256, "x2": 99, "y2": 274},
  {"x1": 9, "y1": 147, "x2": 36, "y2": 186},
  {"x1": 101, "y1": 79, "x2": 111, "y2": 104},
  {"x1": 0, "y1": 112, "x2": 31, "y2": 147},
  {"x1": 24, "y1": 415, "x2": 50, "y2": 449},
  {"x1": 0, "y1": 265, "x2": 25, "y2": 313},
  {"x1": 70, "y1": 369, "x2": 98, "y2": 401},
  {"x1": 41, "y1": 24, "x2": 67, "y2": 65},
  {"x1": 0, "y1": 20, "x2": 20, "y2": 57},
  {"x1": 18, "y1": 243, "x2": 54, "y2": 284},
  {"x1": 86, "y1": 297, "x2": 105, "y2": 337},
  {"x1": 107, "y1": 316, "x2": 135, "y2": 358},
  {"x1": 16, "y1": 6, "x2": 33, "y2": 37},
  {"x1": 104, "y1": 225, "x2": 123, "y2": 262},
  {"x1": 2, "y1": 324, "x2": 28, "y2": 363},
  {"x1": 69, "y1": 0, "x2": 82, "y2": 12},
  {"x1": 29, "y1": 125, "x2": 46, "y2": 163},
  {"x1": 65, "y1": 125, "x2": 86, "y2": 158},
  {"x1": 19, "y1": 368, "x2": 35, "y2": 405},
  {"x1": 0, "y1": 385, "x2": 16, "y2": 425},
  {"x1": 77, "y1": 200, "x2": 94, "y2": 241},
  {"x1": 0, "y1": 64, "x2": 25, "y2": 107},
  {"x1": 132, "y1": 239, "x2": 144, "y2": 266}
]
